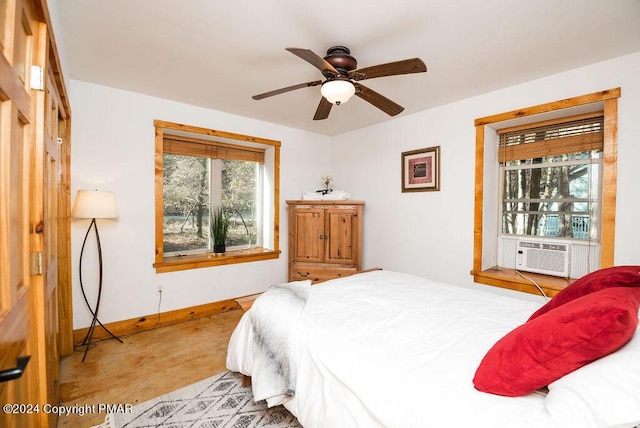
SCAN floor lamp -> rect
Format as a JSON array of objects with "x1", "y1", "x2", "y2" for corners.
[{"x1": 72, "y1": 189, "x2": 123, "y2": 362}]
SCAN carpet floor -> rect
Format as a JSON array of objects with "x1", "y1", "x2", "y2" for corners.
[{"x1": 93, "y1": 371, "x2": 301, "y2": 428}]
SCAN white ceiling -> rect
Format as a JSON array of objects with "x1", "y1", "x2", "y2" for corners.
[{"x1": 55, "y1": 0, "x2": 640, "y2": 136}]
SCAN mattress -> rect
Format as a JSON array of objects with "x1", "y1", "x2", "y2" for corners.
[{"x1": 226, "y1": 270, "x2": 639, "y2": 427}]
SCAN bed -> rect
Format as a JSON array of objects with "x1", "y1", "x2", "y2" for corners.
[{"x1": 226, "y1": 269, "x2": 640, "y2": 428}]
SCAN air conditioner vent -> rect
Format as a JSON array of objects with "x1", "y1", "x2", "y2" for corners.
[{"x1": 516, "y1": 239, "x2": 570, "y2": 277}]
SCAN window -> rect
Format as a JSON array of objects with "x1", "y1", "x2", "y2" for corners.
[
  {"x1": 500, "y1": 114, "x2": 603, "y2": 241},
  {"x1": 153, "y1": 120, "x2": 280, "y2": 273},
  {"x1": 162, "y1": 145, "x2": 263, "y2": 254},
  {"x1": 472, "y1": 88, "x2": 620, "y2": 297}
]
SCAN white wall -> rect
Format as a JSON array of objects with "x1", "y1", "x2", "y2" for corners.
[
  {"x1": 331, "y1": 52, "x2": 640, "y2": 297},
  {"x1": 71, "y1": 52, "x2": 640, "y2": 328},
  {"x1": 70, "y1": 81, "x2": 332, "y2": 328}
]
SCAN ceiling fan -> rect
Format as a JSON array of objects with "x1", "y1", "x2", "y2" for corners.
[{"x1": 252, "y1": 46, "x2": 427, "y2": 120}]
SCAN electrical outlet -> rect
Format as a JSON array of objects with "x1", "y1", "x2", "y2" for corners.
[{"x1": 157, "y1": 284, "x2": 163, "y2": 294}]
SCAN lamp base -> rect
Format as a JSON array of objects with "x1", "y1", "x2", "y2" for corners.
[
  {"x1": 75, "y1": 315, "x2": 123, "y2": 362},
  {"x1": 76, "y1": 218, "x2": 123, "y2": 362}
]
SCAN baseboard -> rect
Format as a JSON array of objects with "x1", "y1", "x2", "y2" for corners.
[{"x1": 72, "y1": 298, "x2": 242, "y2": 344}]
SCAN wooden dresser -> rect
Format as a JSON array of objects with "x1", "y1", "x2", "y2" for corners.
[{"x1": 287, "y1": 200, "x2": 364, "y2": 283}]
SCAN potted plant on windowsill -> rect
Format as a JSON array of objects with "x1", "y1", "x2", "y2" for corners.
[{"x1": 210, "y1": 207, "x2": 229, "y2": 254}]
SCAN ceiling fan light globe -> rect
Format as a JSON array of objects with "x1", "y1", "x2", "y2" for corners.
[{"x1": 321, "y1": 80, "x2": 355, "y2": 105}]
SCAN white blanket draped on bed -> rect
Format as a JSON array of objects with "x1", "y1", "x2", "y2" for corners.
[{"x1": 242, "y1": 279, "x2": 311, "y2": 407}]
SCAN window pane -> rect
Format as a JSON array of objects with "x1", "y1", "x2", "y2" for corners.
[
  {"x1": 155, "y1": 120, "x2": 280, "y2": 271},
  {"x1": 221, "y1": 159, "x2": 259, "y2": 249},
  {"x1": 502, "y1": 155, "x2": 599, "y2": 240},
  {"x1": 163, "y1": 154, "x2": 210, "y2": 253}
]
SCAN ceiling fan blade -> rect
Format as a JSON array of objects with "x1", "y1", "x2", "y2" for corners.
[
  {"x1": 252, "y1": 80, "x2": 322, "y2": 100},
  {"x1": 350, "y1": 58, "x2": 426, "y2": 81},
  {"x1": 313, "y1": 97, "x2": 333, "y2": 120},
  {"x1": 286, "y1": 47, "x2": 339, "y2": 76},
  {"x1": 354, "y1": 83, "x2": 404, "y2": 116}
]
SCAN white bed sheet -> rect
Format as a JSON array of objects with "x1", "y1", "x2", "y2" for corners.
[{"x1": 227, "y1": 270, "x2": 559, "y2": 427}]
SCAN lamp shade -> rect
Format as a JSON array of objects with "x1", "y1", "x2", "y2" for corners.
[
  {"x1": 320, "y1": 80, "x2": 355, "y2": 105},
  {"x1": 72, "y1": 190, "x2": 119, "y2": 219}
]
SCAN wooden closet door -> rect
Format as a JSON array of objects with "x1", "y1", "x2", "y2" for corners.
[{"x1": 0, "y1": 0, "x2": 40, "y2": 426}]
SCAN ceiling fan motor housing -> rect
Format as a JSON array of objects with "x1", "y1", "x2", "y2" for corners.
[{"x1": 324, "y1": 46, "x2": 357, "y2": 76}]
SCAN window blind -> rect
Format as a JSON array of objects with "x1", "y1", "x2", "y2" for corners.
[
  {"x1": 497, "y1": 112, "x2": 604, "y2": 163},
  {"x1": 163, "y1": 135, "x2": 265, "y2": 163}
]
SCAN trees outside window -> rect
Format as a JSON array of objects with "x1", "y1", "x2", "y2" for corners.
[
  {"x1": 502, "y1": 157, "x2": 600, "y2": 241},
  {"x1": 163, "y1": 154, "x2": 210, "y2": 253},
  {"x1": 162, "y1": 156, "x2": 260, "y2": 254}
]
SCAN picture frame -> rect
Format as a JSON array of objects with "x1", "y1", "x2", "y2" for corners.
[{"x1": 401, "y1": 146, "x2": 440, "y2": 192}]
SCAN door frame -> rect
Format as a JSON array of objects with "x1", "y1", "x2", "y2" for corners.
[{"x1": 31, "y1": 0, "x2": 73, "y2": 356}]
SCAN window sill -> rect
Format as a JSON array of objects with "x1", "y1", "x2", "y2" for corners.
[
  {"x1": 471, "y1": 267, "x2": 574, "y2": 298},
  {"x1": 154, "y1": 248, "x2": 281, "y2": 273}
]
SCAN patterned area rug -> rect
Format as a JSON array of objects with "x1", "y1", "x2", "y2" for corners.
[{"x1": 94, "y1": 370, "x2": 301, "y2": 428}]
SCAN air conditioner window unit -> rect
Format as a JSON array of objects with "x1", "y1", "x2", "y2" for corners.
[{"x1": 516, "y1": 239, "x2": 570, "y2": 277}]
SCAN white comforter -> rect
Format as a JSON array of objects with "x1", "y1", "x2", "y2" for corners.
[{"x1": 227, "y1": 270, "x2": 556, "y2": 427}]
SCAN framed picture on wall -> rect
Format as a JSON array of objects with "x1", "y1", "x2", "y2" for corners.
[{"x1": 401, "y1": 146, "x2": 440, "y2": 192}]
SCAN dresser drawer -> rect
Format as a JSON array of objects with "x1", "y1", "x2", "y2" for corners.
[{"x1": 289, "y1": 266, "x2": 358, "y2": 284}]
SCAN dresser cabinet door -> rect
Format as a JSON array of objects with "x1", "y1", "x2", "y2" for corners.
[
  {"x1": 324, "y1": 208, "x2": 358, "y2": 265},
  {"x1": 291, "y1": 208, "x2": 325, "y2": 263}
]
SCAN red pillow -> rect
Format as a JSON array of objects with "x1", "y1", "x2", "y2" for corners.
[
  {"x1": 473, "y1": 287, "x2": 640, "y2": 397},
  {"x1": 529, "y1": 266, "x2": 640, "y2": 321}
]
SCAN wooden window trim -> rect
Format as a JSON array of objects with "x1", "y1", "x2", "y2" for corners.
[
  {"x1": 153, "y1": 120, "x2": 281, "y2": 273},
  {"x1": 472, "y1": 88, "x2": 620, "y2": 297},
  {"x1": 154, "y1": 248, "x2": 281, "y2": 273}
]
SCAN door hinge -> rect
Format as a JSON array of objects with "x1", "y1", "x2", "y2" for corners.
[
  {"x1": 30, "y1": 66, "x2": 44, "y2": 91},
  {"x1": 31, "y1": 252, "x2": 43, "y2": 276}
]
